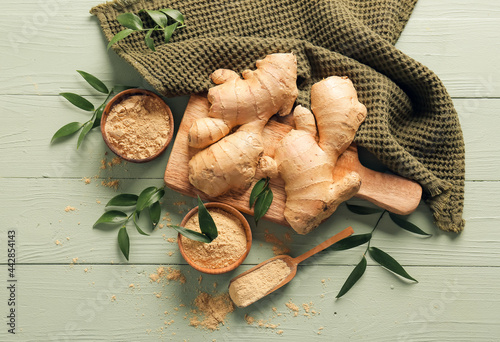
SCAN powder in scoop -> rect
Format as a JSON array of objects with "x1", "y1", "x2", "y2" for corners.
[
  {"x1": 229, "y1": 258, "x2": 291, "y2": 307},
  {"x1": 104, "y1": 94, "x2": 171, "y2": 160},
  {"x1": 180, "y1": 208, "x2": 247, "y2": 269}
]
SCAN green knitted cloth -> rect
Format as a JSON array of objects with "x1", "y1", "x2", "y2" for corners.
[{"x1": 91, "y1": 0, "x2": 465, "y2": 233}]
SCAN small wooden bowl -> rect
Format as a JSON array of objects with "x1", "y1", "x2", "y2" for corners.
[
  {"x1": 100, "y1": 89, "x2": 174, "y2": 163},
  {"x1": 178, "y1": 202, "x2": 252, "y2": 275}
]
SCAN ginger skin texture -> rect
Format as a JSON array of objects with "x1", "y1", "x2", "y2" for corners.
[
  {"x1": 274, "y1": 76, "x2": 367, "y2": 234},
  {"x1": 187, "y1": 54, "x2": 366, "y2": 234},
  {"x1": 188, "y1": 54, "x2": 298, "y2": 197}
]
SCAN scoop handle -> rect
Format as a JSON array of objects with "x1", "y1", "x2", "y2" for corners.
[{"x1": 293, "y1": 226, "x2": 354, "y2": 264}]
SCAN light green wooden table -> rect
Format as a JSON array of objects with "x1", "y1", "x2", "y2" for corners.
[{"x1": 1, "y1": 0, "x2": 499, "y2": 341}]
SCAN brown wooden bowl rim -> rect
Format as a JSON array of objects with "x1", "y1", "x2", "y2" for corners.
[
  {"x1": 100, "y1": 88, "x2": 174, "y2": 163},
  {"x1": 178, "y1": 202, "x2": 252, "y2": 275}
]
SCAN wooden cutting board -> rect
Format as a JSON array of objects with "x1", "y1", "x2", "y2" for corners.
[{"x1": 164, "y1": 94, "x2": 422, "y2": 227}]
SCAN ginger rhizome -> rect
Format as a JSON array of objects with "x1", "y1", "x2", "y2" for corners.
[
  {"x1": 187, "y1": 53, "x2": 298, "y2": 197},
  {"x1": 186, "y1": 53, "x2": 367, "y2": 234},
  {"x1": 272, "y1": 76, "x2": 367, "y2": 234}
]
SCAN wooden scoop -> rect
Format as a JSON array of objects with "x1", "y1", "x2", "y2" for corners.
[{"x1": 228, "y1": 226, "x2": 354, "y2": 308}]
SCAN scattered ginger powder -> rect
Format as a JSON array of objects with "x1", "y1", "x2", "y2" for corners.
[
  {"x1": 189, "y1": 292, "x2": 234, "y2": 330},
  {"x1": 180, "y1": 209, "x2": 247, "y2": 269},
  {"x1": 229, "y1": 258, "x2": 291, "y2": 307},
  {"x1": 104, "y1": 94, "x2": 171, "y2": 160}
]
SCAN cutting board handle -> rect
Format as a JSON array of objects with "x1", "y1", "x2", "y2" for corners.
[{"x1": 337, "y1": 145, "x2": 422, "y2": 215}]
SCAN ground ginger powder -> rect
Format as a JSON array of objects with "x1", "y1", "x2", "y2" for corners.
[
  {"x1": 189, "y1": 292, "x2": 234, "y2": 330},
  {"x1": 104, "y1": 94, "x2": 171, "y2": 160},
  {"x1": 180, "y1": 208, "x2": 247, "y2": 269},
  {"x1": 229, "y1": 258, "x2": 291, "y2": 307}
]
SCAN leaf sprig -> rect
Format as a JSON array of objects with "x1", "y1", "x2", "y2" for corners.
[
  {"x1": 249, "y1": 178, "x2": 274, "y2": 225},
  {"x1": 333, "y1": 203, "x2": 432, "y2": 298},
  {"x1": 172, "y1": 196, "x2": 218, "y2": 243},
  {"x1": 93, "y1": 186, "x2": 165, "y2": 260},
  {"x1": 52, "y1": 70, "x2": 134, "y2": 148},
  {"x1": 108, "y1": 9, "x2": 185, "y2": 51}
]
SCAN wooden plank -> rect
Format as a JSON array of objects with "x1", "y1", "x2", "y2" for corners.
[
  {"x1": 411, "y1": 0, "x2": 500, "y2": 18},
  {"x1": 0, "y1": 0, "x2": 146, "y2": 96},
  {"x1": 458, "y1": 99, "x2": 500, "y2": 181},
  {"x1": 0, "y1": 0, "x2": 499, "y2": 97},
  {"x1": 396, "y1": 17, "x2": 500, "y2": 98},
  {"x1": 0, "y1": 264, "x2": 498, "y2": 341},
  {"x1": 0, "y1": 94, "x2": 189, "y2": 179},
  {"x1": 0, "y1": 178, "x2": 497, "y2": 266},
  {"x1": 0, "y1": 95, "x2": 496, "y2": 180}
]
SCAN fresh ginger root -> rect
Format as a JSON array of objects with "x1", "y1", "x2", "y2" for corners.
[
  {"x1": 187, "y1": 55, "x2": 367, "y2": 233},
  {"x1": 188, "y1": 53, "x2": 298, "y2": 197},
  {"x1": 273, "y1": 76, "x2": 367, "y2": 234}
]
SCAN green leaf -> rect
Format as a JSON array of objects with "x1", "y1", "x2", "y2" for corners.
[
  {"x1": 117, "y1": 12, "x2": 143, "y2": 30},
  {"x1": 60, "y1": 93, "x2": 94, "y2": 112},
  {"x1": 346, "y1": 203, "x2": 384, "y2": 215},
  {"x1": 389, "y1": 213, "x2": 432, "y2": 236},
  {"x1": 93, "y1": 210, "x2": 128, "y2": 228},
  {"x1": 118, "y1": 227, "x2": 130, "y2": 260},
  {"x1": 92, "y1": 104, "x2": 105, "y2": 128},
  {"x1": 368, "y1": 247, "x2": 417, "y2": 282},
  {"x1": 136, "y1": 187, "x2": 165, "y2": 212},
  {"x1": 51, "y1": 122, "x2": 83, "y2": 143},
  {"x1": 172, "y1": 225, "x2": 212, "y2": 243},
  {"x1": 163, "y1": 22, "x2": 178, "y2": 43},
  {"x1": 106, "y1": 194, "x2": 138, "y2": 207},
  {"x1": 112, "y1": 85, "x2": 136, "y2": 93},
  {"x1": 141, "y1": 9, "x2": 169, "y2": 28},
  {"x1": 133, "y1": 211, "x2": 149, "y2": 236},
  {"x1": 136, "y1": 187, "x2": 156, "y2": 210},
  {"x1": 197, "y1": 196, "x2": 218, "y2": 240},
  {"x1": 160, "y1": 8, "x2": 184, "y2": 24},
  {"x1": 149, "y1": 201, "x2": 161, "y2": 229},
  {"x1": 76, "y1": 121, "x2": 93, "y2": 149},
  {"x1": 249, "y1": 178, "x2": 268, "y2": 209},
  {"x1": 336, "y1": 256, "x2": 367, "y2": 298},
  {"x1": 107, "y1": 28, "x2": 134, "y2": 50},
  {"x1": 327, "y1": 233, "x2": 372, "y2": 251},
  {"x1": 76, "y1": 70, "x2": 109, "y2": 94},
  {"x1": 144, "y1": 28, "x2": 156, "y2": 51},
  {"x1": 254, "y1": 188, "x2": 273, "y2": 224}
]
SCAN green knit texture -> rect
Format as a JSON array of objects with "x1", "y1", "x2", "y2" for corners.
[{"x1": 91, "y1": 0, "x2": 466, "y2": 233}]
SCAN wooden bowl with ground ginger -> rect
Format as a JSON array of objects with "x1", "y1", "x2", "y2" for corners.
[
  {"x1": 178, "y1": 202, "x2": 252, "y2": 275},
  {"x1": 101, "y1": 89, "x2": 174, "y2": 163}
]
